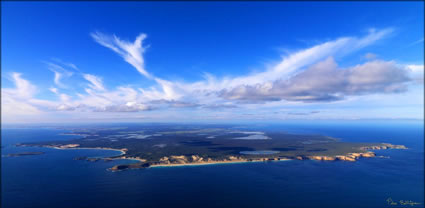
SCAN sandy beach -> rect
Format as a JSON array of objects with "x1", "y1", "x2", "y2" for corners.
[{"x1": 150, "y1": 158, "x2": 292, "y2": 168}]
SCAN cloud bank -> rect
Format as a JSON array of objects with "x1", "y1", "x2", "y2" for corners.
[{"x1": 219, "y1": 57, "x2": 410, "y2": 102}]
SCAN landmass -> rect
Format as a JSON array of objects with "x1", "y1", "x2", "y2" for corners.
[
  {"x1": 15, "y1": 125, "x2": 407, "y2": 171},
  {"x1": 5, "y1": 152, "x2": 44, "y2": 157}
]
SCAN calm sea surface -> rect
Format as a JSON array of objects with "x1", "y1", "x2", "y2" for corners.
[{"x1": 1, "y1": 121, "x2": 424, "y2": 208}]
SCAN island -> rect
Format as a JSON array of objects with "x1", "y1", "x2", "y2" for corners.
[
  {"x1": 16, "y1": 125, "x2": 407, "y2": 171},
  {"x1": 5, "y1": 152, "x2": 44, "y2": 157}
]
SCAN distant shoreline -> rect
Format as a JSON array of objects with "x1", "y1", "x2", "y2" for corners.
[
  {"x1": 49, "y1": 146, "x2": 126, "y2": 155},
  {"x1": 16, "y1": 144, "x2": 146, "y2": 163},
  {"x1": 50, "y1": 146, "x2": 148, "y2": 162}
]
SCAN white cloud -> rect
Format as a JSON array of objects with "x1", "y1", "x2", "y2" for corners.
[
  {"x1": 89, "y1": 29, "x2": 395, "y2": 108},
  {"x1": 157, "y1": 28, "x2": 395, "y2": 97},
  {"x1": 45, "y1": 62, "x2": 73, "y2": 88},
  {"x1": 91, "y1": 31, "x2": 152, "y2": 79},
  {"x1": 49, "y1": 87, "x2": 59, "y2": 94},
  {"x1": 364, "y1": 53, "x2": 377, "y2": 60},
  {"x1": 83, "y1": 73, "x2": 105, "y2": 91},
  {"x1": 94, "y1": 102, "x2": 152, "y2": 112},
  {"x1": 406, "y1": 64, "x2": 424, "y2": 84},
  {"x1": 59, "y1": 28, "x2": 406, "y2": 110},
  {"x1": 53, "y1": 71, "x2": 63, "y2": 86},
  {"x1": 219, "y1": 58, "x2": 411, "y2": 102},
  {"x1": 60, "y1": 93, "x2": 71, "y2": 102},
  {"x1": 4, "y1": 73, "x2": 37, "y2": 99},
  {"x1": 409, "y1": 37, "x2": 424, "y2": 46},
  {"x1": 3, "y1": 28, "x2": 423, "y2": 122},
  {"x1": 2, "y1": 73, "x2": 41, "y2": 118},
  {"x1": 50, "y1": 58, "x2": 80, "y2": 71}
]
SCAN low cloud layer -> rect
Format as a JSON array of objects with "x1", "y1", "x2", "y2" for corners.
[{"x1": 219, "y1": 57, "x2": 411, "y2": 102}]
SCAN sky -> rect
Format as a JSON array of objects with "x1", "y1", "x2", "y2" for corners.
[{"x1": 1, "y1": 1, "x2": 424, "y2": 123}]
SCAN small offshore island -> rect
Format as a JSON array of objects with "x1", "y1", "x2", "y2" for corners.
[
  {"x1": 4, "y1": 152, "x2": 45, "y2": 157},
  {"x1": 16, "y1": 125, "x2": 407, "y2": 171}
]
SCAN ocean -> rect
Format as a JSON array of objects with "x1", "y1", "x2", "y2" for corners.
[{"x1": 1, "y1": 121, "x2": 424, "y2": 208}]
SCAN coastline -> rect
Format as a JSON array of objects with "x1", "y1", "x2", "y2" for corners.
[
  {"x1": 50, "y1": 146, "x2": 126, "y2": 155},
  {"x1": 150, "y1": 158, "x2": 292, "y2": 168},
  {"x1": 17, "y1": 144, "x2": 146, "y2": 163},
  {"x1": 54, "y1": 147, "x2": 147, "y2": 163},
  {"x1": 17, "y1": 142, "x2": 408, "y2": 171}
]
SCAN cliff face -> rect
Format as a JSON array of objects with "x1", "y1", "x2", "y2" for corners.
[
  {"x1": 335, "y1": 155, "x2": 356, "y2": 161},
  {"x1": 152, "y1": 155, "x2": 290, "y2": 166},
  {"x1": 302, "y1": 143, "x2": 406, "y2": 162},
  {"x1": 157, "y1": 155, "x2": 246, "y2": 165},
  {"x1": 305, "y1": 152, "x2": 376, "y2": 162},
  {"x1": 360, "y1": 143, "x2": 407, "y2": 150}
]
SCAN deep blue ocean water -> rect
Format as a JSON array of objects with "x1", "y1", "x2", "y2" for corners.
[{"x1": 1, "y1": 121, "x2": 424, "y2": 208}]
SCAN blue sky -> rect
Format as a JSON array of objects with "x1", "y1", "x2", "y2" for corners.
[{"x1": 1, "y1": 1, "x2": 424, "y2": 123}]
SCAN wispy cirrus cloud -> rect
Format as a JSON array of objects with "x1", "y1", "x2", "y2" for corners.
[
  {"x1": 409, "y1": 37, "x2": 424, "y2": 46},
  {"x1": 3, "y1": 28, "x2": 422, "y2": 123},
  {"x1": 2, "y1": 73, "x2": 54, "y2": 118},
  {"x1": 4, "y1": 73, "x2": 37, "y2": 99},
  {"x1": 45, "y1": 61, "x2": 74, "y2": 88},
  {"x1": 91, "y1": 31, "x2": 152, "y2": 79},
  {"x1": 50, "y1": 58, "x2": 80, "y2": 71},
  {"x1": 90, "y1": 28, "x2": 398, "y2": 105},
  {"x1": 83, "y1": 73, "x2": 105, "y2": 91},
  {"x1": 49, "y1": 87, "x2": 59, "y2": 94}
]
